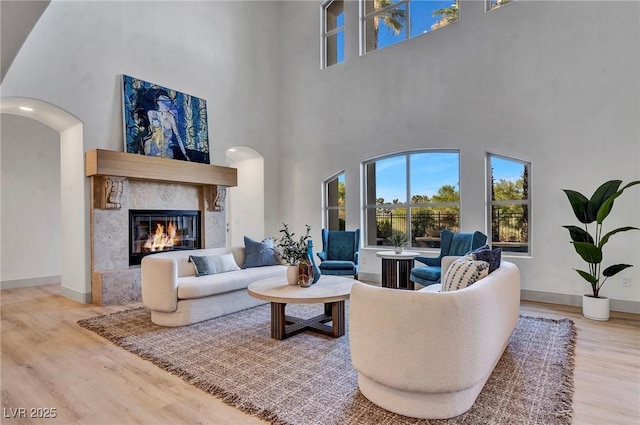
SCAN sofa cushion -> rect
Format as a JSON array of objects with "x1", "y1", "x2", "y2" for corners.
[
  {"x1": 441, "y1": 258, "x2": 489, "y2": 291},
  {"x1": 410, "y1": 266, "x2": 442, "y2": 282},
  {"x1": 243, "y1": 236, "x2": 279, "y2": 268},
  {"x1": 318, "y1": 260, "x2": 355, "y2": 270},
  {"x1": 177, "y1": 264, "x2": 286, "y2": 300},
  {"x1": 189, "y1": 253, "x2": 240, "y2": 277}
]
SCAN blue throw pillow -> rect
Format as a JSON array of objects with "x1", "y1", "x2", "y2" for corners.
[
  {"x1": 470, "y1": 245, "x2": 502, "y2": 274},
  {"x1": 243, "y1": 236, "x2": 279, "y2": 268}
]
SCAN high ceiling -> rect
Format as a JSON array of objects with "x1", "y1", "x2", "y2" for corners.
[{"x1": 1, "y1": 0, "x2": 51, "y2": 83}]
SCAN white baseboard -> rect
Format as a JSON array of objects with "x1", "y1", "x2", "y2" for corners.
[
  {"x1": 358, "y1": 272, "x2": 380, "y2": 284},
  {"x1": 0, "y1": 276, "x2": 91, "y2": 304},
  {"x1": 0, "y1": 275, "x2": 61, "y2": 290},
  {"x1": 521, "y1": 290, "x2": 640, "y2": 314},
  {"x1": 60, "y1": 285, "x2": 92, "y2": 304}
]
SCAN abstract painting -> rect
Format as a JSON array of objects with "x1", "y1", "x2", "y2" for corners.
[{"x1": 122, "y1": 75, "x2": 210, "y2": 164}]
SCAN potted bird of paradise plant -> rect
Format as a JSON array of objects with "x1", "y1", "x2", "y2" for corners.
[{"x1": 563, "y1": 179, "x2": 639, "y2": 320}]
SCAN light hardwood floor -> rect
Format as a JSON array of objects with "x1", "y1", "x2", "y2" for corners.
[{"x1": 1, "y1": 284, "x2": 639, "y2": 425}]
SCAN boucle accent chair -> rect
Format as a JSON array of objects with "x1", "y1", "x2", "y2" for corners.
[
  {"x1": 317, "y1": 228, "x2": 360, "y2": 279},
  {"x1": 349, "y1": 259, "x2": 521, "y2": 419},
  {"x1": 410, "y1": 230, "x2": 487, "y2": 287}
]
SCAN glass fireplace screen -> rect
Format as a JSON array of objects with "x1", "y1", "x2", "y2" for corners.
[{"x1": 129, "y1": 209, "x2": 201, "y2": 265}]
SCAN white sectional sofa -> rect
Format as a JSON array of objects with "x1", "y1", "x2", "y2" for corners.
[
  {"x1": 349, "y1": 257, "x2": 521, "y2": 419},
  {"x1": 141, "y1": 247, "x2": 286, "y2": 326}
]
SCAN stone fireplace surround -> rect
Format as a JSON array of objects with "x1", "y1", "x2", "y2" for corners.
[{"x1": 87, "y1": 150, "x2": 236, "y2": 305}]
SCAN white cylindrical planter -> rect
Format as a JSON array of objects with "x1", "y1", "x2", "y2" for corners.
[
  {"x1": 286, "y1": 265, "x2": 299, "y2": 285},
  {"x1": 582, "y1": 294, "x2": 610, "y2": 321}
]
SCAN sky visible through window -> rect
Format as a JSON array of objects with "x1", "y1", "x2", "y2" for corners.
[
  {"x1": 336, "y1": 10, "x2": 345, "y2": 63},
  {"x1": 329, "y1": 1, "x2": 456, "y2": 63},
  {"x1": 374, "y1": 153, "x2": 523, "y2": 203},
  {"x1": 492, "y1": 157, "x2": 525, "y2": 182},
  {"x1": 374, "y1": 153, "x2": 458, "y2": 202},
  {"x1": 376, "y1": 0, "x2": 456, "y2": 50}
]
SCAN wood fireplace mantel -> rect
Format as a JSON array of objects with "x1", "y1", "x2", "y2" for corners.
[{"x1": 85, "y1": 149, "x2": 237, "y2": 187}]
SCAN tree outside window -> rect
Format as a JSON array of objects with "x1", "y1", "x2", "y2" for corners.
[
  {"x1": 488, "y1": 155, "x2": 530, "y2": 254},
  {"x1": 364, "y1": 151, "x2": 460, "y2": 248},
  {"x1": 486, "y1": 0, "x2": 514, "y2": 12},
  {"x1": 325, "y1": 172, "x2": 346, "y2": 230},
  {"x1": 362, "y1": 0, "x2": 459, "y2": 54}
]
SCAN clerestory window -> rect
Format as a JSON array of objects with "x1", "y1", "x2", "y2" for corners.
[
  {"x1": 486, "y1": 0, "x2": 515, "y2": 12},
  {"x1": 360, "y1": 0, "x2": 459, "y2": 54},
  {"x1": 363, "y1": 151, "x2": 460, "y2": 248},
  {"x1": 487, "y1": 154, "x2": 530, "y2": 254},
  {"x1": 322, "y1": 0, "x2": 345, "y2": 68}
]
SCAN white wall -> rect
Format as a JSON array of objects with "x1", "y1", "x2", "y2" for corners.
[
  {"x1": 0, "y1": 114, "x2": 61, "y2": 287},
  {"x1": 0, "y1": 1, "x2": 282, "y2": 300},
  {"x1": 228, "y1": 154, "x2": 265, "y2": 246},
  {"x1": 1, "y1": 1, "x2": 638, "y2": 309},
  {"x1": 276, "y1": 1, "x2": 640, "y2": 307}
]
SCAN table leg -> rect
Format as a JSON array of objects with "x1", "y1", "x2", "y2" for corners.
[
  {"x1": 270, "y1": 301, "x2": 346, "y2": 340},
  {"x1": 270, "y1": 302, "x2": 287, "y2": 340},
  {"x1": 329, "y1": 300, "x2": 346, "y2": 337}
]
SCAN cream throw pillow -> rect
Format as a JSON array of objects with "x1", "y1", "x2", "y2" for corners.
[{"x1": 441, "y1": 258, "x2": 489, "y2": 291}]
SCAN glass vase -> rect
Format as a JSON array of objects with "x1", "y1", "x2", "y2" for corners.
[{"x1": 298, "y1": 258, "x2": 312, "y2": 287}]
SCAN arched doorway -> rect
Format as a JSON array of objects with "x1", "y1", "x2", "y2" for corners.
[
  {"x1": 225, "y1": 146, "x2": 265, "y2": 246},
  {"x1": 1, "y1": 97, "x2": 90, "y2": 303}
]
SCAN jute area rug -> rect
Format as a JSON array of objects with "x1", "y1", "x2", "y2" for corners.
[{"x1": 78, "y1": 303, "x2": 575, "y2": 425}]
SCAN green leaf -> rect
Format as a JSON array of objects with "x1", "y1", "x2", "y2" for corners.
[
  {"x1": 600, "y1": 226, "x2": 640, "y2": 248},
  {"x1": 597, "y1": 180, "x2": 640, "y2": 223},
  {"x1": 621, "y1": 180, "x2": 640, "y2": 190},
  {"x1": 596, "y1": 191, "x2": 621, "y2": 223},
  {"x1": 572, "y1": 242, "x2": 602, "y2": 264},
  {"x1": 603, "y1": 264, "x2": 633, "y2": 277},
  {"x1": 588, "y1": 180, "x2": 621, "y2": 221},
  {"x1": 562, "y1": 225, "x2": 594, "y2": 244},
  {"x1": 575, "y1": 269, "x2": 597, "y2": 284},
  {"x1": 563, "y1": 190, "x2": 591, "y2": 223}
]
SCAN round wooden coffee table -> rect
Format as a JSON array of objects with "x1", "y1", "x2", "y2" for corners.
[{"x1": 247, "y1": 275, "x2": 354, "y2": 340}]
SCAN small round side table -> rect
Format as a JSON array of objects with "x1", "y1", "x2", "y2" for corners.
[{"x1": 375, "y1": 250, "x2": 421, "y2": 290}]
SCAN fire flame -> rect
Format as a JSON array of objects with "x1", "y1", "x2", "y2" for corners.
[{"x1": 144, "y1": 221, "x2": 178, "y2": 251}]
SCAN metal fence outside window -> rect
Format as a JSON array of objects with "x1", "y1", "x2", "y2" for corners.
[{"x1": 375, "y1": 211, "x2": 527, "y2": 248}]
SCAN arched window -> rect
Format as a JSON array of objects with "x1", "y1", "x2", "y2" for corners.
[{"x1": 363, "y1": 150, "x2": 460, "y2": 248}]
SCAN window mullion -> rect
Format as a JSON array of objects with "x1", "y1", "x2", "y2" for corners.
[
  {"x1": 405, "y1": 0, "x2": 411, "y2": 40},
  {"x1": 363, "y1": 0, "x2": 410, "y2": 20},
  {"x1": 405, "y1": 153, "x2": 412, "y2": 240},
  {"x1": 324, "y1": 26, "x2": 343, "y2": 38}
]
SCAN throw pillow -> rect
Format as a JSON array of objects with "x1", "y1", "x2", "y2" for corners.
[
  {"x1": 189, "y1": 253, "x2": 240, "y2": 277},
  {"x1": 469, "y1": 245, "x2": 502, "y2": 274},
  {"x1": 441, "y1": 258, "x2": 489, "y2": 292},
  {"x1": 243, "y1": 236, "x2": 279, "y2": 268}
]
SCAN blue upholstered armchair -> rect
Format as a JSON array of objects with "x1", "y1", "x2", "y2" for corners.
[
  {"x1": 410, "y1": 230, "x2": 487, "y2": 287},
  {"x1": 317, "y1": 229, "x2": 360, "y2": 279}
]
